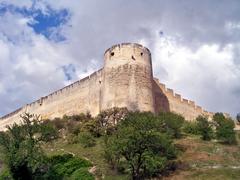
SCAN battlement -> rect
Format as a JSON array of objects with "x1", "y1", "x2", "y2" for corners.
[
  {"x1": 104, "y1": 43, "x2": 152, "y2": 70},
  {"x1": 104, "y1": 43, "x2": 151, "y2": 56},
  {"x1": 0, "y1": 107, "x2": 23, "y2": 120},
  {"x1": 26, "y1": 68, "x2": 103, "y2": 109},
  {"x1": 153, "y1": 78, "x2": 215, "y2": 120}
]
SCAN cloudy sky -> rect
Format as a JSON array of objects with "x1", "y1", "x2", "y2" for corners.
[{"x1": 0, "y1": 0, "x2": 240, "y2": 117}]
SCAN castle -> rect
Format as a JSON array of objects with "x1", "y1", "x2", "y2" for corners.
[{"x1": 0, "y1": 43, "x2": 215, "y2": 131}]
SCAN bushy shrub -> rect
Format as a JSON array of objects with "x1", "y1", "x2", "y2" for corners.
[
  {"x1": 196, "y1": 116, "x2": 213, "y2": 141},
  {"x1": 78, "y1": 132, "x2": 96, "y2": 148},
  {"x1": 213, "y1": 113, "x2": 237, "y2": 144},
  {"x1": 70, "y1": 168, "x2": 94, "y2": 180},
  {"x1": 158, "y1": 112, "x2": 185, "y2": 138},
  {"x1": 52, "y1": 118, "x2": 65, "y2": 130},
  {"x1": 182, "y1": 121, "x2": 199, "y2": 135},
  {"x1": 48, "y1": 154, "x2": 92, "y2": 178}
]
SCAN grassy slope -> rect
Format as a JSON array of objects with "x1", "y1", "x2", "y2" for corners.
[
  {"x1": 164, "y1": 133, "x2": 240, "y2": 180},
  {"x1": 41, "y1": 132, "x2": 240, "y2": 180},
  {"x1": 42, "y1": 137, "x2": 129, "y2": 179},
  {"x1": 1, "y1": 132, "x2": 240, "y2": 179}
]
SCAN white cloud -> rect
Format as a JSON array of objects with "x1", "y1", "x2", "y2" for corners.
[
  {"x1": 152, "y1": 36, "x2": 240, "y2": 115},
  {"x1": 0, "y1": 0, "x2": 240, "y2": 118}
]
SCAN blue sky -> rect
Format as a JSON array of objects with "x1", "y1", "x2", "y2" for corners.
[
  {"x1": 0, "y1": 3, "x2": 69, "y2": 41},
  {"x1": 0, "y1": 0, "x2": 240, "y2": 117}
]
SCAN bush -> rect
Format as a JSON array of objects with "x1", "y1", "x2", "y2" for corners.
[
  {"x1": 182, "y1": 121, "x2": 199, "y2": 135},
  {"x1": 70, "y1": 168, "x2": 94, "y2": 180},
  {"x1": 49, "y1": 154, "x2": 74, "y2": 164},
  {"x1": 52, "y1": 118, "x2": 65, "y2": 130},
  {"x1": 78, "y1": 132, "x2": 96, "y2": 148},
  {"x1": 158, "y1": 112, "x2": 185, "y2": 138},
  {"x1": 196, "y1": 116, "x2": 213, "y2": 141},
  {"x1": 213, "y1": 113, "x2": 237, "y2": 144},
  {"x1": 49, "y1": 154, "x2": 92, "y2": 178}
]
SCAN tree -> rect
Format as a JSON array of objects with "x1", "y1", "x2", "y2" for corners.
[
  {"x1": 196, "y1": 116, "x2": 213, "y2": 141},
  {"x1": 157, "y1": 112, "x2": 185, "y2": 138},
  {"x1": 0, "y1": 113, "x2": 61, "y2": 179},
  {"x1": 213, "y1": 113, "x2": 236, "y2": 144},
  {"x1": 104, "y1": 112, "x2": 177, "y2": 179}
]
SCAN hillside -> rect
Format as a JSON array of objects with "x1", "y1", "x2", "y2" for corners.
[
  {"x1": 0, "y1": 111, "x2": 239, "y2": 179},
  {"x1": 40, "y1": 133, "x2": 240, "y2": 180}
]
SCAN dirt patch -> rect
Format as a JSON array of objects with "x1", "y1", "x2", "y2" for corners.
[{"x1": 163, "y1": 170, "x2": 192, "y2": 180}]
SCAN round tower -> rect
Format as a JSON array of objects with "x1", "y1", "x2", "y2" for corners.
[{"x1": 101, "y1": 43, "x2": 155, "y2": 113}]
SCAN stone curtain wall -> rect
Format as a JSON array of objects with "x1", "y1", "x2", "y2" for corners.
[
  {"x1": 0, "y1": 69, "x2": 103, "y2": 131},
  {"x1": 154, "y1": 78, "x2": 214, "y2": 121}
]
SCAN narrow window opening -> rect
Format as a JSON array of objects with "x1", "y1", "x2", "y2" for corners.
[
  {"x1": 140, "y1": 52, "x2": 143, "y2": 56},
  {"x1": 132, "y1": 55, "x2": 136, "y2": 60},
  {"x1": 110, "y1": 52, "x2": 114, "y2": 56}
]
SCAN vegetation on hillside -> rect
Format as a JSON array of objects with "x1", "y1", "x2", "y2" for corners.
[
  {"x1": 0, "y1": 109, "x2": 238, "y2": 179},
  {"x1": 0, "y1": 113, "x2": 93, "y2": 179},
  {"x1": 196, "y1": 116, "x2": 213, "y2": 141}
]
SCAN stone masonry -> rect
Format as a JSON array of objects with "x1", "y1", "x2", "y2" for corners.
[{"x1": 0, "y1": 43, "x2": 215, "y2": 131}]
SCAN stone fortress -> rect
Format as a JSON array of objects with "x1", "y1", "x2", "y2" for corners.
[{"x1": 0, "y1": 43, "x2": 216, "y2": 131}]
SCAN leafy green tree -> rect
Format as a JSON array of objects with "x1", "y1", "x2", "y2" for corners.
[
  {"x1": 0, "y1": 113, "x2": 47, "y2": 179},
  {"x1": 104, "y1": 112, "x2": 177, "y2": 179},
  {"x1": 157, "y1": 112, "x2": 185, "y2": 138},
  {"x1": 213, "y1": 113, "x2": 236, "y2": 144},
  {"x1": 196, "y1": 116, "x2": 213, "y2": 141},
  {"x1": 182, "y1": 121, "x2": 199, "y2": 135}
]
